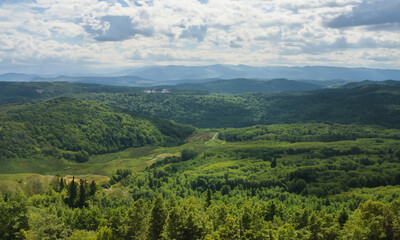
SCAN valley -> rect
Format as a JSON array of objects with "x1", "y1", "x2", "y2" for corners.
[
  {"x1": 2, "y1": 0, "x2": 400, "y2": 238},
  {"x1": 1, "y1": 81, "x2": 400, "y2": 239}
]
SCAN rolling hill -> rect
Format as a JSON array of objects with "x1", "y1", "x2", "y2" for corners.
[
  {"x1": 0, "y1": 97, "x2": 194, "y2": 173},
  {"x1": 85, "y1": 84, "x2": 400, "y2": 128},
  {"x1": 170, "y1": 78, "x2": 321, "y2": 94}
]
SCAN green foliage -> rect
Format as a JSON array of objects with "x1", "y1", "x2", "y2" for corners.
[
  {"x1": 148, "y1": 196, "x2": 168, "y2": 240},
  {"x1": 2, "y1": 82, "x2": 400, "y2": 128},
  {"x1": 96, "y1": 226, "x2": 113, "y2": 240},
  {"x1": 172, "y1": 78, "x2": 321, "y2": 94},
  {"x1": 126, "y1": 199, "x2": 148, "y2": 239},
  {"x1": 77, "y1": 179, "x2": 88, "y2": 209},
  {"x1": 0, "y1": 191, "x2": 28, "y2": 240},
  {"x1": 342, "y1": 200, "x2": 400, "y2": 239},
  {"x1": 181, "y1": 149, "x2": 198, "y2": 161},
  {"x1": 0, "y1": 88, "x2": 399, "y2": 240},
  {"x1": 29, "y1": 209, "x2": 71, "y2": 239},
  {"x1": 219, "y1": 123, "x2": 400, "y2": 143},
  {"x1": 83, "y1": 84, "x2": 400, "y2": 128},
  {"x1": 66, "y1": 176, "x2": 78, "y2": 208},
  {"x1": 0, "y1": 97, "x2": 194, "y2": 170}
]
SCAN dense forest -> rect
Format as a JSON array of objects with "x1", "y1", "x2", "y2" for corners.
[
  {"x1": 83, "y1": 84, "x2": 400, "y2": 128},
  {"x1": 2, "y1": 123, "x2": 400, "y2": 239},
  {"x1": 0, "y1": 97, "x2": 194, "y2": 173},
  {"x1": 1, "y1": 81, "x2": 400, "y2": 239},
  {"x1": 168, "y1": 78, "x2": 321, "y2": 94},
  {"x1": 2, "y1": 82, "x2": 400, "y2": 128},
  {"x1": 0, "y1": 82, "x2": 203, "y2": 106}
]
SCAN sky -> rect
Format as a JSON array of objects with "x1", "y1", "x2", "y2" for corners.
[{"x1": 0, "y1": 0, "x2": 400, "y2": 74}]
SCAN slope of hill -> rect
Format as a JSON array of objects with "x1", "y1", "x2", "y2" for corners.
[
  {"x1": 171, "y1": 78, "x2": 321, "y2": 94},
  {"x1": 342, "y1": 80, "x2": 400, "y2": 88},
  {"x1": 2, "y1": 82, "x2": 400, "y2": 129},
  {"x1": 0, "y1": 97, "x2": 194, "y2": 170},
  {"x1": 0, "y1": 82, "x2": 204, "y2": 106},
  {"x1": 0, "y1": 82, "x2": 142, "y2": 105},
  {"x1": 2, "y1": 123, "x2": 400, "y2": 238},
  {"x1": 85, "y1": 84, "x2": 400, "y2": 128}
]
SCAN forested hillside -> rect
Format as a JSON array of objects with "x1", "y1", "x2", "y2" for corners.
[
  {"x1": 0, "y1": 82, "x2": 203, "y2": 106},
  {"x1": 0, "y1": 98, "x2": 194, "y2": 168},
  {"x1": 219, "y1": 123, "x2": 400, "y2": 142},
  {"x1": 2, "y1": 123, "x2": 400, "y2": 239},
  {"x1": 1, "y1": 82, "x2": 400, "y2": 239},
  {"x1": 0, "y1": 82, "x2": 145, "y2": 105},
  {"x1": 170, "y1": 78, "x2": 321, "y2": 94},
  {"x1": 85, "y1": 84, "x2": 400, "y2": 128},
  {"x1": 2, "y1": 82, "x2": 400, "y2": 129}
]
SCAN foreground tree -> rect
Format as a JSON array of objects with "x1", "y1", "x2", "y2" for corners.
[
  {"x1": 126, "y1": 199, "x2": 149, "y2": 239},
  {"x1": 0, "y1": 191, "x2": 29, "y2": 240},
  {"x1": 148, "y1": 196, "x2": 167, "y2": 240},
  {"x1": 66, "y1": 176, "x2": 78, "y2": 208}
]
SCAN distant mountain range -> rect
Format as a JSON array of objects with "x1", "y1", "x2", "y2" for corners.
[
  {"x1": 120, "y1": 65, "x2": 400, "y2": 81},
  {"x1": 1, "y1": 65, "x2": 400, "y2": 87}
]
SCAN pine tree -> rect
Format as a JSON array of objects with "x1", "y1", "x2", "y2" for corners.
[
  {"x1": 218, "y1": 213, "x2": 240, "y2": 240},
  {"x1": 77, "y1": 179, "x2": 87, "y2": 208},
  {"x1": 66, "y1": 176, "x2": 78, "y2": 208},
  {"x1": 89, "y1": 180, "x2": 97, "y2": 196},
  {"x1": 164, "y1": 205, "x2": 183, "y2": 240},
  {"x1": 183, "y1": 212, "x2": 203, "y2": 240},
  {"x1": 271, "y1": 158, "x2": 277, "y2": 168},
  {"x1": 126, "y1": 199, "x2": 148, "y2": 240},
  {"x1": 205, "y1": 189, "x2": 212, "y2": 208},
  {"x1": 338, "y1": 208, "x2": 349, "y2": 228},
  {"x1": 148, "y1": 196, "x2": 167, "y2": 240},
  {"x1": 264, "y1": 201, "x2": 277, "y2": 222},
  {"x1": 59, "y1": 177, "x2": 65, "y2": 192}
]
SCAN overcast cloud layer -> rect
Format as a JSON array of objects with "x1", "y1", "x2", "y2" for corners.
[{"x1": 0, "y1": 0, "x2": 400, "y2": 74}]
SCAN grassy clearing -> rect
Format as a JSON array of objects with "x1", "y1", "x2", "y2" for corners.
[
  {"x1": 185, "y1": 131, "x2": 216, "y2": 143},
  {"x1": 0, "y1": 131, "x2": 219, "y2": 185}
]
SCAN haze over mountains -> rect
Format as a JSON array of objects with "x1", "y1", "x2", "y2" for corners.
[
  {"x1": 121, "y1": 65, "x2": 400, "y2": 81},
  {"x1": 2, "y1": 65, "x2": 400, "y2": 87}
]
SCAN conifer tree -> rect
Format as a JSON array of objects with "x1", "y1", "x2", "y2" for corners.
[
  {"x1": 77, "y1": 179, "x2": 87, "y2": 208},
  {"x1": 66, "y1": 176, "x2": 78, "y2": 208},
  {"x1": 271, "y1": 158, "x2": 277, "y2": 168},
  {"x1": 218, "y1": 213, "x2": 240, "y2": 240},
  {"x1": 126, "y1": 199, "x2": 148, "y2": 240},
  {"x1": 89, "y1": 180, "x2": 97, "y2": 196},
  {"x1": 59, "y1": 177, "x2": 65, "y2": 192},
  {"x1": 148, "y1": 196, "x2": 167, "y2": 240},
  {"x1": 164, "y1": 205, "x2": 183, "y2": 240},
  {"x1": 205, "y1": 189, "x2": 212, "y2": 207},
  {"x1": 338, "y1": 208, "x2": 349, "y2": 228},
  {"x1": 183, "y1": 212, "x2": 203, "y2": 240}
]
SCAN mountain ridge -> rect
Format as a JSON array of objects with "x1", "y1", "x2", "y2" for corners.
[{"x1": 2, "y1": 64, "x2": 400, "y2": 84}]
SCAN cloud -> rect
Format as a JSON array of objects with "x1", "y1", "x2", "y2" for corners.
[
  {"x1": 0, "y1": 0, "x2": 400, "y2": 72},
  {"x1": 84, "y1": 15, "x2": 153, "y2": 41},
  {"x1": 327, "y1": 0, "x2": 400, "y2": 28},
  {"x1": 229, "y1": 41, "x2": 242, "y2": 48},
  {"x1": 180, "y1": 25, "x2": 208, "y2": 41},
  {"x1": 0, "y1": 0, "x2": 36, "y2": 5}
]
